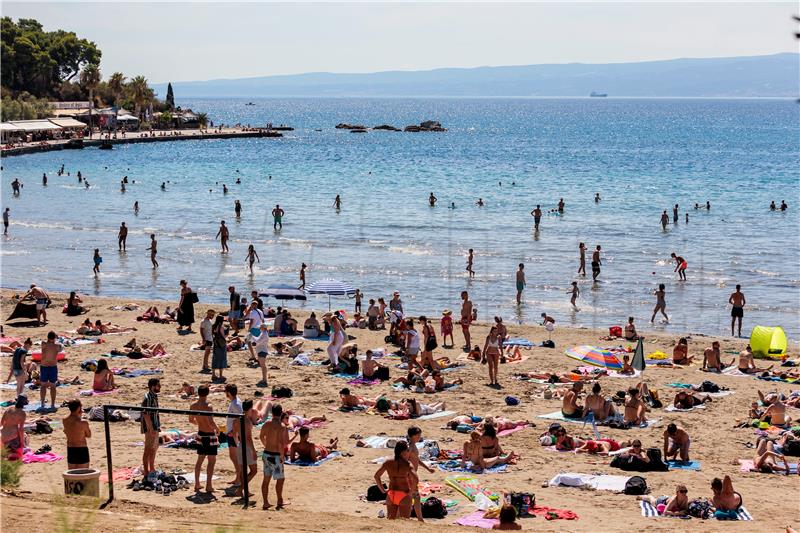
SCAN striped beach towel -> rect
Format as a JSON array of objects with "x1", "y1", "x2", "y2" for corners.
[{"x1": 640, "y1": 500, "x2": 753, "y2": 520}]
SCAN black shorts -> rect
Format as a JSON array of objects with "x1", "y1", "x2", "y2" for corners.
[
  {"x1": 67, "y1": 446, "x2": 90, "y2": 465},
  {"x1": 204, "y1": 340, "x2": 213, "y2": 347},
  {"x1": 197, "y1": 431, "x2": 219, "y2": 456},
  {"x1": 591, "y1": 262, "x2": 600, "y2": 273},
  {"x1": 731, "y1": 307, "x2": 743, "y2": 318}
]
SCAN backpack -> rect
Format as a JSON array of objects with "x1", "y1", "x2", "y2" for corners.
[
  {"x1": 271, "y1": 386, "x2": 293, "y2": 398},
  {"x1": 700, "y1": 380, "x2": 720, "y2": 393},
  {"x1": 508, "y1": 492, "x2": 535, "y2": 517},
  {"x1": 646, "y1": 448, "x2": 669, "y2": 471},
  {"x1": 624, "y1": 475, "x2": 648, "y2": 495},
  {"x1": 415, "y1": 496, "x2": 447, "y2": 519},
  {"x1": 687, "y1": 498, "x2": 713, "y2": 519},
  {"x1": 373, "y1": 366, "x2": 390, "y2": 381},
  {"x1": 366, "y1": 483, "x2": 387, "y2": 501},
  {"x1": 611, "y1": 453, "x2": 648, "y2": 472},
  {"x1": 541, "y1": 340, "x2": 555, "y2": 349}
]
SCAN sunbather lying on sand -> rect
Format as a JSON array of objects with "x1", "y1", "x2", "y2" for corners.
[
  {"x1": 753, "y1": 439, "x2": 792, "y2": 473},
  {"x1": 273, "y1": 339, "x2": 304, "y2": 357},
  {"x1": 576, "y1": 438, "x2": 628, "y2": 455},
  {"x1": 673, "y1": 390, "x2": 712, "y2": 409},
  {"x1": 285, "y1": 413, "x2": 327, "y2": 429},
  {"x1": 138, "y1": 306, "x2": 176, "y2": 323},
  {"x1": 389, "y1": 398, "x2": 446, "y2": 418},
  {"x1": 116, "y1": 338, "x2": 166, "y2": 358},
  {"x1": 637, "y1": 484, "x2": 690, "y2": 516},
  {"x1": 94, "y1": 320, "x2": 137, "y2": 334},
  {"x1": 515, "y1": 371, "x2": 583, "y2": 383},
  {"x1": 289, "y1": 427, "x2": 338, "y2": 462},
  {"x1": 339, "y1": 387, "x2": 379, "y2": 408}
]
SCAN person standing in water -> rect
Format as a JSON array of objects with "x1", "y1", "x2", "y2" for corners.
[
  {"x1": 118, "y1": 222, "x2": 128, "y2": 251},
  {"x1": 660, "y1": 210, "x2": 669, "y2": 230},
  {"x1": 134, "y1": 201, "x2": 139, "y2": 214},
  {"x1": 272, "y1": 205, "x2": 284, "y2": 230},
  {"x1": 333, "y1": 194, "x2": 341, "y2": 210},
  {"x1": 147, "y1": 234, "x2": 159, "y2": 268},
  {"x1": 651, "y1": 283, "x2": 669, "y2": 323},
  {"x1": 92, "y1": 249, "x2": 102, "y2": 275},
  {"x1": 428, "y1": 192, "x2": 437, "y2": 206},
  {"x1": 531, "y1": 205, "x2": 542, "y2": 230},
  {"x1": 298, "y1": 263, "x2": 307, "y2": 289},
  {"x1": 466, "y1": 249, "x2": 475, "y2": 278},
  {"x1": 671, "y1": 253, "x2": 687, "y2": 281},
  {"x1": 728, "y1": 284, "x2": 746, "y2": 337},
  {"x1": 3, "y1": 208, "x2": 9, "y2": 236},
  {"x1": 673, "y1": 204, "x2": 679, "y2": 224},
  {"x1": 568, "y1": 281, "x2": 580, "y2": 310},
  {"x1": 245, "y1": 244, "x2": 260, "y2": 273},
  {"x1": 591, "y1": 245, "x2": 602, "y2": 281},
  {"x1": 42, "y1": 173, "x2": 47, "y2": 186},
  {"x1": 234, "y1": 200, "x2": 242, "y2": 218},
  {"x1": 216, "y1": 220, "x2": 230, "y2": 253},
  {"x1": 515, "y1": 264, "x2": 526, "y2": 304},
  {"x1": 557, "y1": 198, "x2": 565, "y2": 213},
  {"x1": 578, "y1": 242, "x2": 586, "y2": 276},
  {"x1": 594, "y1": 193, "x2": 600, "y2": 202}
]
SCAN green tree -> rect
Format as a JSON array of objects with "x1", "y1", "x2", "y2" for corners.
[
  {"x1": 197, "y1": 112, "x2": 208, "y2": 129},
  {"x1": 128, "y1": 75, "x2": 153, "y2": 121},
  {"x1": 79, "y1": 63, "x2": 101, "y2": 107},
  {"x1": 165, "y1": 82, "x2": 174, "y2": 109},
  {"x1": 107, "y1": 71, "x2": 125, "y2": 104}
]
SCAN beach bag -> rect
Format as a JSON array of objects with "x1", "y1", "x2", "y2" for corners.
[
  {"x1": 700, "y1": 380, "x2": 720, "y2": 393},
  {"x1": 541, "y1": 339, "x2": 555, "y2": 348},
  {"x1": 783, "y1": 440, "x2": 800, "y2": 456},
  {"x1": 271, "y1": 386, "x2": 293, "y2": 398},
  {"x1": 611, "y1": 453, "x2": 648, "y2": 472},
  {"x1": 373, "y1": 366, "x2": 390, "y2": 381},
  {"x1": 416, "y1": 496, "x2": 447, "y2": 519},
  {"x1": 609, "y1": 326, "x2": 622, "y2": 338},
  {"x1": 189, "y1": 292, "x2": 199, "y2": 304},
  {"x1": 367, "y1": 483, "x2": 387, "y2": 501},
  {"x1": 505, "y1": 396, "x2": 520, "y2": 406},
  {"x1": 646, "y1": 448, "x2": 669, "y2": 471},
  {"x1": 508, "y1": 492, "x2": 535, "y2": 517},
  {"x1": 624, "y1": 476, "x2": 647, "y2": 495},
  {"x1": 688, "y1": 498, "x2": 713, "y2": 519}
]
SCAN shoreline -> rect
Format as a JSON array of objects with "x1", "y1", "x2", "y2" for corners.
[
  {"x1": 1, "y1": 290, "x2": 798, "y2": 532},
  {"x1": 0, "y1": 127, "x2": 283, "y2": 158}
]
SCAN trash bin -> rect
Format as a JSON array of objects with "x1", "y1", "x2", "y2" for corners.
[{"x1": 63, "y1": 468, "x2": 100, "y2": 497}]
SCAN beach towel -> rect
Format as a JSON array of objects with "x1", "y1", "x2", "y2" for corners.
[
  {"x1": 666, "y1": 460, "x2": 702, "y2": 471},
  {"x1": 346, "y1": 376, "x2": 382, "y2": 386},
  {"x1": 640, "y1": 500, "x2": 753, "y2": 520},
  {"x1": 287, "y1": 451, "x2": 340, "y2": 467},
  {"x1": 454, "y1": 510, "x2": 499, "y2": 529},
  {"x1": 504, "y1": 355, "x2": 530, "y2": 365},
  {"x1": 0, "y1": 336, "x2": 21, "y2": 345},
  {"x1": 418, "y1": 410, "x2": 456, "y2": 421},
  {"x1": 418, "y1": 482, "x2": 444, "y2": 497},
  {"x1": 502, "y1": 338, "x2": 534, "y2": 347},
  {"x1": 21, "y1": 451, "x2": 64, "y2": 464},
  {"x1": 23, "y1": 402, "x2": 57, "y2": 413},
  {"x1": 738, "y1": 459, "x2": 798, "y2": 474},
  {"x1": 79, "y1": 389, "x2": 116, "y2": 396},
  {"x1": 530, "y1": 505, "x2": 579, "y2": 520},
  {"x1": 720, "y1": 367, "x2": 751, "y2": 378},
  {"x1": 436, "y1": 460, "x2": 507, "y2": 474},
  {"x1": 181, "y1": 473, "x2": 220, "y2": 483},
  {"x1": 328, "y1": 405, "x2": 366, "y2": 413},
  {"x1": 115, "y1": 368, "x2": 163, "y2": 378},
  {"x1": 360, "y1": 436, "x2": 429, "y2": 449},
  {"x1": 444, "y1": 474, "x2": 500, "y2": 502},
  {"x1": 537, "y1": 410, "x2": 660, "y2": 428},
  {"x1": 496, "y1": 424, "x2": 530, "y2": 437},
  {"x1": 664, "y1": 404, "x2": 706, "y2": 412},
  {"x1": 100, "y1": 466, "x2": 139, "y2": 482},
  {"x1": 548, "y1": 472, "x2": 631, "y2": 492}
]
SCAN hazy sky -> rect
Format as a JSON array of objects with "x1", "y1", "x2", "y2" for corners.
[{"x1": 4, "y1": 2, "x2": 798, "y2": 83}]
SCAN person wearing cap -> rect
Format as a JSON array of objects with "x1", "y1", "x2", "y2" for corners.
[
  {"x1": 440, "y1": 309, "x2": 454, "y2": 348},
  {"x1": 1, "y1": 395, "x2": 28, "y2": 453},
  {"x1": 249, "y1": 323, "x2": 271, "y2": 386}
]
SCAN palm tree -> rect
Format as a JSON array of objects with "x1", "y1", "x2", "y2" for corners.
[
  {"x1": 128, "y1": 75, "x2": 153, "y2": 122},
  {"x1": 108, "y1": 72, "x2": 126, "y2": 105},
  {"x1": 197, "y1": 112, "x2": 208, "y2": 130},
  {"x1": 80, "y1": 63, "x2": 101, "y2": 137}
]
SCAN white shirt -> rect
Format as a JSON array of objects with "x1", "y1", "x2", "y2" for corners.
[
  {"x1": 406, "y1": 329, "x2": 420, "y2": 350},
  {"x1": 248, "y1": 308, "x2": 264, "y2": 329},
  {"x1": 226, "y1": 397, "x2": 243, "y2": 433},
  {"x1": 252, "y1": 332, "x2": 270, "y2": 354},
  {"x1": 200, "y1": 318, "x2": 213, "y2": 342}
]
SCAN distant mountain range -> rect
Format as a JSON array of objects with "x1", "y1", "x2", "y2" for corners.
[{"x1": 154, "y1": 53, "x2": 799, "y2": 98}]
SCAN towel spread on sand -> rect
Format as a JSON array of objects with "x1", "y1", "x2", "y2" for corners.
[
  {"x1": 640, "y1": 500, "x2": 753, "y2": 520},
  {"x1": 738, "y1": 459, "x2": 798, "y2": 474},
  {"x1": 537, "y1": 411, "x2": 660, "y2": 428},
  {"x1": 444, "y1": 475, "x2": 500, "y2": 502},
  {"x1": 548, "y1": 472, "x2": 631, "y2": 492},
  {"x1": 436, "y1": 460, "x2": 507, "y2": 473},
  {"x1": 418, "y1": 410, "x2": 457, "y2": 421},
  {"x1": 496, "y1": 424, "x2": 530, "y2": 437},
  {"x1": 100, "y1": 466, "x2": 140, "y2": 482},
  {"x1": 79, "y1": 389, "x2": 117, "y2": 396},
  {"x1": 360, "y1": 436, "x2": 430, "y2": 449},
  {"x1": 666, "y1": 460, "x2": 702, "y2": 471},
  {"x1": 287, "y1": 451, "x2": 340, "y2": 467},
  {"x1": 664, "y1": 404, "x2": 706, "y2": 412},
  {"x1": 454, "y1": 510, "x2": 499, "y2": 529},
  {"x1": 21, "y1": 451, "x2": 64, "y2": 464}
]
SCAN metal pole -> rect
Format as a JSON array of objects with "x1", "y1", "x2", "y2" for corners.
[
  {"x1": 240, "y1": 413, "x2": 249, "y2": 509},
  {"x1": 101, "y1": 405, "x2": 114, "y2": 508}
]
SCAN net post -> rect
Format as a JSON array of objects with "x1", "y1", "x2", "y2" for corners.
[{"x1": 100, "y1": 405, "x2": 114, "y2": 508}]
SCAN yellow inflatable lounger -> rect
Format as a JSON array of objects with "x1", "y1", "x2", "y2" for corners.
[{"x1": 749, "y1": 326, "x2": 787, "y2": 359}]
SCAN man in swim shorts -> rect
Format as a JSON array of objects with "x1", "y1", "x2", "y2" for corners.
[
  {"x1": 663, "y1": 423, "x2": 690, "y2": 462},
  {"x1": 671, "y1": 253, "x2": 687, "y2": 281},
  {"x1": 63, "y1": 399, "x2": 91, "y2": 469},
  {"x1": 515, "y1": 264, "x2": 525, "y2": 304},
  {"x1": 460, "y1": 291, "x2": 473, "y2": 349},
  {"x1": 189, "y1": 385, "x2": 218, "y2": 493},
  {"x1": 39, "y1": 331, "x2": 62, "y2": 411},
  {"x1": 272, "y1": 204, "x2": 284, "y2": 230},
  {"x1": 228, "y1": 286, "x2": 241, "y2": 336},
  {"x1": 260, "y1": 403, "x2": 289, "y2": 509},
  {"x1": 728, "y1": 284, "x2": 745, "y2": 337},
  {"x1": 562, "y1": 382, "x2": 584, "y2": 419},
  {"x1": 591, "y1": 245, "x2": 602, "y2": 281},
  {"x1": 25, "y1": 284, "x2": 50, "y2": 325}
]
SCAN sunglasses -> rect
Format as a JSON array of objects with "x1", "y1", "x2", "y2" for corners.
[
  {"x1": 632, "y1": 444, "x2": 642, "y2": 448},
  {"x1": 678, "y1": 489, "x2": 688, "y2": 493}
]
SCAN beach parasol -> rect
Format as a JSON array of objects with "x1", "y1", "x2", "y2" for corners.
[
  {"x1": 305, "y1": 279, "x2": 356, "y2": 310},
  {"x1": 260, "y1": 284, "x2": 307, "y2": 301},
  {"x1": 631, "y1": 338, "x2": 646, "y2": 373},
  {"x1": 565, "y1": 345, "x2": 623, "y2": 370}
]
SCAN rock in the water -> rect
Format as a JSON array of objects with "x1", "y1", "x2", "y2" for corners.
[
  {"x1": 404, "y1": 121, "x2": 447, "y2": 132},
  {"x1": 373, "y1": 124, "x2": 401, "y2": 131}
]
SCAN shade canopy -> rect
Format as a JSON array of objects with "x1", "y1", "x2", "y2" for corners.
[
  {"x1": 9, "y1": 120, "x2": 62, "y2": 131},
  {"x1": 48, "y1": 118, "x2": 87, "y2": 128},
  {"x1": 260, "y1": 284, "x2": 307, "y2": 301},
  {"x1": 750, "y1": 326, "x2": 788, "y2": 358},
  {"x1": 305, "y1": 279, "x2": 356, "y2": 296}
]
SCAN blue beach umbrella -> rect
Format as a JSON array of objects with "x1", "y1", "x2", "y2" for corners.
[
  {"x1": 259, "y1": 284, "x2": 307, "y2": 301},
  {"x1": 305, "y1": 279, "x2": 356, "y2": 310}
]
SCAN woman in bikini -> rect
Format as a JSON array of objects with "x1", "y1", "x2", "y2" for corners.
[
  {"x1": 374, "y1": 440, "x2": 414, "y2": 519},
  {"x1": 407, "y1": 426, "x2": 435, "y2": 522},
  {"x1": 418, "y1": 316, "x2": 439, "y2": 371},
  {"x1": 482, "y1": 326, "x2": 502, "y2": 388},
  {"x1": 752, "y1": 439, "x2": 792, "y2": 473},
  {"x1": 673, "y1": 337, "x2": 693, "y2": 365},
  {"x1": 244, "y1": 244, "x2": 260, "y2": 273},
  {"x1": 92, "y1": 359, "x2": 116, "y2": 391},
  {"x1": 576, "y1": 438, "x2": 625, "y2": 456}
]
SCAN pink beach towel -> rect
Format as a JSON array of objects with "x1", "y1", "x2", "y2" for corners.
[
  {"x1": 79, "y1": 389, "x2": 117, "y2": 396},
  {"x1": 454, "y1": 510, "x2": 500, "y2": 529},
  {"x1": 497, "y1": 424, "x2": 530, "y2": 437},
  {"x1": 100, "y1": 466, "x2": 138, "y2": 482},
  {"x1": 21, "y1": 451, "x2": 64, "y2": 464}
]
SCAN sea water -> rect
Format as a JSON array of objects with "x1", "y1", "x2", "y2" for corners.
[{"x1": 1, "y1": 98, "x2": 799, "y2": 339}]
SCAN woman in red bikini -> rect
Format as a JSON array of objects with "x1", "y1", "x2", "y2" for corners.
[{"x1": 373, "y1": 440, "x2": 414, "y2": 519}]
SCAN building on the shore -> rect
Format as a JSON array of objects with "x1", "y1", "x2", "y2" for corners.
[{"x1": 1, "y1": 118, "x2": 86, "y2": 144}]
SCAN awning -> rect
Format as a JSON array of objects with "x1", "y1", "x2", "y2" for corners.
[
  {"x1": 117, "y1": 114, "x2": 139, "y2": 121},
  {"x1": 9, "y1": 120, "x2": 62, "y2": 131},
  {"x1": 48, "y1": 118, "x2": 87, "y2": 128},
  {"x1": 0, "y1": 123, "x2": 22, "y2": 131}
]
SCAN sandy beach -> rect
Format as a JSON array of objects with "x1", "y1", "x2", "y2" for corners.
[{"x1": 1, "y1": 289, "x2": 797, "y2": 533}]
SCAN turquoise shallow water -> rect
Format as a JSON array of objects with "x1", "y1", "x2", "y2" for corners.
[{"x1": 1, "y1": 98, "x2": 799, "y2": 338}]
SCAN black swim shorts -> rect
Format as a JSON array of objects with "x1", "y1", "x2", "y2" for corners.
[
  {"x1": 67, "y1": 446, "x2": 90, "y2": 465},
  {"x1": 731, "y1": 307, "x2": 743, "y2": 318},
  {"x1": 197, "y1": 431, "x2": 219, "y2": 456}
]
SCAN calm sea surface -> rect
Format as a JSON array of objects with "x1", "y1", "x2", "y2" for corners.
[{"x1": 2, "y1": 98, "x2": 799, "y2": 339}]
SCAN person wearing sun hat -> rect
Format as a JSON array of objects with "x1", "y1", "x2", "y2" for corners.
[{"x1": 440, "y1": 309, "x2": 454, "y2": 348}]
